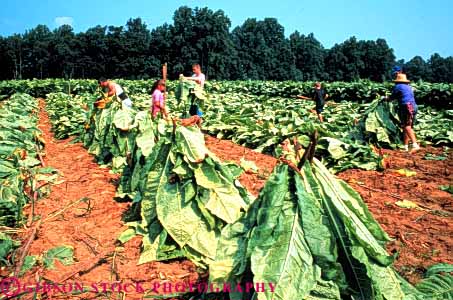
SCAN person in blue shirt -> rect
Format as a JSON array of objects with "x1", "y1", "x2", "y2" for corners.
[{"x1": 389, "y1": 73, "x2": 420, "y2": 152}]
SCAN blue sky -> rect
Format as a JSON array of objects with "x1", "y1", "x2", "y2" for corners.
[{"x1": 1, "y1": 0, "x2": 452, "y2": 61}]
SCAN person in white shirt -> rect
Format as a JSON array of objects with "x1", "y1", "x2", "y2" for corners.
[
  {"x1": 98, "y1": 78, "x2": 133, "y2": 109},
  {"x1": 185, "y1": 64, "x2": 205, "y2": 88},
  {"x1": 183, "y1": 64, "x2": 206, "y2": 117}
]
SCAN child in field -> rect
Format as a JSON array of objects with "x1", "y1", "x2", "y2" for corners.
[
  {"x1": 150, "y1": 80, "x2": 168, "y2": 120},
  {"x1": 184, "y1": 63, "x2": 206, "y2": 88},
  {"x1": 183, "y1": 64, "x2": 206, "y2": 117},
  {"x1": 297, "y1": 82, "x2": 329, "y2": 122},
  {"x1": 388, "y1": 73, "x2": 420, "y2": 152}
]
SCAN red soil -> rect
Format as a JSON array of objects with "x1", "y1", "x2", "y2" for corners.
[{"x1": 338, "y1": 147, "x2": 452, "y2": 284}]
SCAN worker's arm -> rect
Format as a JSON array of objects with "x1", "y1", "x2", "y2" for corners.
[
  {"x1": 159, "y1": 99, "x2": 169, "y2": 119},
  {"x1": 185, "y1": 76, "x2": 202, "y2": 84},
  {"x1": 297, "y1": 95, "x2": 311, "y2": 100}
]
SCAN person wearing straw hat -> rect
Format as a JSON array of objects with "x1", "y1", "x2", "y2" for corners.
[{"x1": 389, "y1": 73, "x2": 420, "y2": 152}]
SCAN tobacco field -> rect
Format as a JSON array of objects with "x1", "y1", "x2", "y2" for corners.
[{"x1": 0, "y1": 79, "x2": 452, "y2": 300}]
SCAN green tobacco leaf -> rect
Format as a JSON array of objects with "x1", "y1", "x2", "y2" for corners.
[
  {"x1": 209, "y1": 199, "x2": 260, "y2": 283},
  {"x1": 18, "y1": 157, "x2": 41, "y2": 168},
  {"x1": 20, "y1": 255, "x2": 38, "y2": 275},
  {"x1": 306, "y1": 279, "x2": 341, "y2": 300},
  {"x1": 194, "y1": 161, "x2": 247, "y2": 224},
  {"x1": 425, "y1": 263, "x2": 453, "y2": 278},
  {"x1": 43, "y1": 245, "x2": 74, "y2": 269},
  {"x1": 313, "y1": 159, "x2": 392, "y2": 261},
  {"x1": 323, "y1": 137, "x2": 348, "y2": 160},
  {"x1": 113, "y1": 108, "x2": 134, "y2": 131},
  {"x1": 424, "y1": 153, "x2": 447, "y2": 161},
  {"x1": 0, "y1": 233, "x2": 20, "y2": 262},
  {"x1": 175, "y1": 126, "x2": 208, "y2": 163},
  {"x1": 249, "y1": 165, "x2": 319, "y2": 300},
  {"x1": 296, "y1": 166, "x2": 347, "y2": 288},
  {"x1": 311, "y1": 158, "x2": 404, "y2": 300},
  {"x1": 416, "y1": 274, "x2": 453, "y2": 300},
  {"x1": 155, "y1": 148, "x2": 218, "y2": 259},
  {"x1": 439, "y1": 185, "x2": 453, "y2": 194},
  {"x1": 140, "y1": 143, "x2": 172, "y2": 229},
  {"x1": 118, "y1": 228, "x2": 136, "y2": 244},
  {"x1": 134, "y1": 111, "x2": 155, "y2": 157},
  {"x1": 396, "y1": 273, "x2": 425, "y2": 300},
  {"x1": 240, "y1": 158, "x2": 259, "y2": 173},
  {"x1": 138, "y1": 221, "x2": 164, "y2": 265},
  {"x1": 395, "y1": 200, "x2": 422, "y2": 210}
]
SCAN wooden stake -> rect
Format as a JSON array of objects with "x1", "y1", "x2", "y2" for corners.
[
  {"x1": 163, "y1": 63, "x2": 167, "y2": 82},
  {"x1": 14, "y1": 219, "x2": 42, "y2": 276}
]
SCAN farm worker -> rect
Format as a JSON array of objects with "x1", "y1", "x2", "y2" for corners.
[
  {"x1": 184, "y1": 63, "x2": 206, "y2": 88},
  {"x1": 98, "y1": 78, "x2": 133, "y2": 109},
  {"x1": 150, "y1": 79, "x2": 168, "y2": 120},
  {"x1": 387, "y1": 73, "x2": 420, "y2": 153},
  {"x1": 183, "y1": 64, "x2": 206, "y2": 117},
  {"x1": 297, "y1": 82, "x2": 329, "y2": 122}
]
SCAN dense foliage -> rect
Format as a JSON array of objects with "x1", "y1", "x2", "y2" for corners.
[
  {"x1": 0, "y1": 94, "x2": 44, "y2": 227},
  {"x1": 0, "y1": 93, "x2": 55, "y2": 265},
  {"x1": 1, "y1": 7, "x2": 452, "y2": 82},
  {"x1": 1, "y1": 79, "x2": 452, "y2": 108}
]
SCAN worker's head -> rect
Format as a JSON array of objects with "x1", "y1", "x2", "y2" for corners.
[
  {"x1": 157, "y1": 80, "x2": 166, "y2": 91},
  {"x1": 151, "y1": 79, "x2": 166, "y2": 94},
  {"x1": 314, "y1": 82, "x2": 321, "y2": 89},
  {"x1": 98, "y1": 77, "x2": 108, "y2": 87},
  {"x1": 392, "y1": 66, "x2": 402, "y2": 78},
  {"x1": 192, "y1": 64, "x2": 201, "y2": 75}
]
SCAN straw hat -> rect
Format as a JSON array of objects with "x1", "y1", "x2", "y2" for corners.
[{"x1": 393, "y1": 73, "x2": 410, "y2": 83}]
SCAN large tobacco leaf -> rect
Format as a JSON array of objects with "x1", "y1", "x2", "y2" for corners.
[{"x1": 210, "y1": 142, "x2": 407, "y2": 300}]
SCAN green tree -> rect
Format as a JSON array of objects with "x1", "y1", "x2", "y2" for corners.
[
  {"x1": 170, "y1": 6, "x2": 198, "y2": 76},
  {"x1": 77, "y1": 25, "x2": 109, "y2": 78},
  {"x1": 48, "y1": 25, "x2": 79, "y2": 78},
  {"x1": 404, "y1": 56, "x2": 430, "y2": 81},
  {"x1": 105, "y1": 25, "x2": 125, "y2": 78},
  {"x1": 359, "y1": 39, "x2": 395, "y2": 81},
  {"x1": 290, "y1": 31, "x2": 325, "y2": 80},
  {"x1": 324, "y1": 44, "x2": 348, "y2": 81},
  {"x1": 4, "y1": 34, "x2": 24, "y2": 79},
  {"x1": 149, "y1": 23, "x2": 173, "y2": 77},
  {"x1": 123, "y1": 18, "x2": 153, "y2": 79},
  {"x1": 22, "y1": 25, "x2": 52, "y2": 78},
  {"x1": 191, "y1": 7, "x2": 237, "y2": 79},
  {"x1": 232, "y1": 18, "x2": 298, "y2": 80},
  {"x1": 428, "y1": 53, "x2": 453, "y2": 83}
]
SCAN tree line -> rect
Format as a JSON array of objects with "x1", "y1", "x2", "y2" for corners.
[{"x1": 0, "y1": 6, "x2": 452, "y2": 82}]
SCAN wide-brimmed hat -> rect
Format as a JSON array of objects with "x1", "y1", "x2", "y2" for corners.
[{"x1": 393, "y1": 73, "x2": 410, "y2": 83}]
